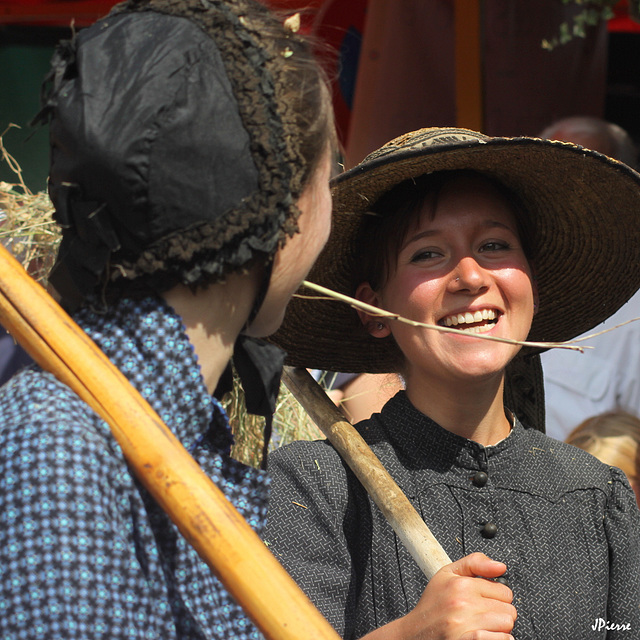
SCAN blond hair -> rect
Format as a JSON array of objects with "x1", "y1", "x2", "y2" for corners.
[{"x1": 566, "y1": 411, "x2": 640, "y2": 482}]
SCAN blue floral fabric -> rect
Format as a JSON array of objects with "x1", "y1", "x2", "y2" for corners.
[{"x1": 0, "y1": 296, "x2": 268, "y2": 639}]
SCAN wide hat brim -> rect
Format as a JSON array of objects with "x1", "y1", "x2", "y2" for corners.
[{"x1": 274, "y1": 127, "x2": 640, "y2": 374}]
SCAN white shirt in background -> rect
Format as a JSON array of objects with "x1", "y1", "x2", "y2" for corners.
[{"x1": 542, "y1": 290, "x2": 640, "y2": 441}]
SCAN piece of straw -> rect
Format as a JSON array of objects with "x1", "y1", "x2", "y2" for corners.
[{"x1": 300, "y1": 280, "x2": 590, "y2": 352}]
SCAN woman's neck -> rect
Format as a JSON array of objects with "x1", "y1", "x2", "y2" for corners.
[
  {"x1": 161, "y1": 269, "x2": 262, "y2": 395},
  {"x1": 404, "y1": 372, "x2": 511, "y2": 446}
]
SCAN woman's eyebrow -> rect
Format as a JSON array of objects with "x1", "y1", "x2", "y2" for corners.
[
  {"x1": 400, "y1": 229, "x2": 438, "y2": 252},
  {"x1": 400, "y1": 219, "x2": 517, "y2": 252},
  {"x1": 482, "y1": 220, "x2": 517, "y2": 233}
]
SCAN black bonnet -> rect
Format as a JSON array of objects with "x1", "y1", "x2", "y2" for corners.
[{"x1": 37, "y1": 0, "x2": 307, "y2": 310}]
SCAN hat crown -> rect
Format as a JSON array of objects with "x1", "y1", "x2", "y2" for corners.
[{"x1": 363, "y1": 127, "x2": 489, "y2": 164}]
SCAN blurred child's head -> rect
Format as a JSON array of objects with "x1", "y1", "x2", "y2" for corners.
[{"x1": 567, "y1": 411, "x2": 640, "y2": 504}]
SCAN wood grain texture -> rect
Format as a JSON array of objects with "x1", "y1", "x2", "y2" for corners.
[{"x1": 282, "y1": 366, "x2": 451, "y2": 579}]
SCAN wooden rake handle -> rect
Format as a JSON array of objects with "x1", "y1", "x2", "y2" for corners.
[
  {"x1": 282, "y1": 366, "x2": 452, "y2": 580},
  {"x1": 0, "y1": 244, "x2": 340, "y2": 640}
]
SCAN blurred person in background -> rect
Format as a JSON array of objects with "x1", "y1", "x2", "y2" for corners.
[
  {"x1": 566, "y1": 410, "x2": 640, "y2": 506},
  {"x1": 540, "y1": 115, "x2": 640, "y2": 441}
]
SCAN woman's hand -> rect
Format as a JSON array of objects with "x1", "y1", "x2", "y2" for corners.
[{"x1": 360, "y1": 552, "x2": 517, "y2": 640}]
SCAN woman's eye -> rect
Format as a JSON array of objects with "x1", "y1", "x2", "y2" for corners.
[
  {"x1": 480, "y1": 241, "x2": 510, "y2": 252},
  {"x1": 410, "y1": 250, "x2": 440, "y2": 262}
]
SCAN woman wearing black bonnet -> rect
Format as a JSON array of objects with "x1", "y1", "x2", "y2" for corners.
[{"x1": 0, "y1": 1, "x2": 336, "y2": 638}]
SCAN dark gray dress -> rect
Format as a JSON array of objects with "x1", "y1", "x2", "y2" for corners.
[{"x1": 265, "y1": 392, "x2": 640, "y2": 639}]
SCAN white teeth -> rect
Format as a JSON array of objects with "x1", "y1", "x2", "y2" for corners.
[
  {"x1": 442, "y1": 309, "x2": 498, "y2": 329},
  {"x1": 465, "y1": 324, "x2": 494, "y2": 334}
]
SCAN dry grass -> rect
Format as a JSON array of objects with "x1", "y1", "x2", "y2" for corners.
[
  {"x1": 225, "y1": 372, "x2": 324, "y2": 467},
  {"x1": 0, "y1": 126, "x2": 60, "y2": 281},
  {"x1": 0, "y1": 129, "x2": 322, "y2": 467}
]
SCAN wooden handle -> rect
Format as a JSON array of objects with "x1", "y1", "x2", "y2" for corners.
[
  {"x1": 0, "y1": 244, "x2": 340, "y2": 640},
  {"x1": 282, "y1": 366, "x2": 452, "y2": 579}
]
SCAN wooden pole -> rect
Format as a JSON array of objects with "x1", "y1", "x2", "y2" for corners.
[
  {"x1": 454, "y1": 0, "x2": 484, "y2": 131},
  {"x1": 0, "y1": 244, "x2": 340, "y2": 640},
  {"x1": 282, "y1": 367, "x2": 451, "y2": 579}
]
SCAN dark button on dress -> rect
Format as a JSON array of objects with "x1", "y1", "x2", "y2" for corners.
[{"x1": 472, "y1": 471, "x2": 489, "y2": 487}]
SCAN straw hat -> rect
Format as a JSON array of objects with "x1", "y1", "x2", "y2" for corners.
[{"x1": 274, "y1": 127, "x2": 640, "y2": 378}]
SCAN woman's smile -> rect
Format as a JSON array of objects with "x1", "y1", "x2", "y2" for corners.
[
  {"x1": 358, "y1": 173, "x2": 536, "y2": 386},
  {"x1": 438, "y1": 307, "x2": 501, "y2": 333}
]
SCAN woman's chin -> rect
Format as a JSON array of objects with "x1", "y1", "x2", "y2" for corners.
[
  {"x1": 443, "y1": 346, "x2": 519, "y2": 381},
  {"x1": 243, "y1": 310, "x2": 285, "y2": 339}
]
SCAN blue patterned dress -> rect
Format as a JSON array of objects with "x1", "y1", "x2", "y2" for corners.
[{"x1": 0, "y1": 296, "x2": 267, "y2": 639}]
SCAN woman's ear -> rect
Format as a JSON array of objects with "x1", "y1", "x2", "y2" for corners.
[{"x1": 355, "y1": 282, "x2": 391, "y2": 338}]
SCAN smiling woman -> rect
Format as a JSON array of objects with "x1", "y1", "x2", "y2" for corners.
[
  {"x1": 354, "y1": 172, "x2": 535, "y2": 440},
  {"x1": 267, "y1": 127, "x2": 640, "y2": 639}
]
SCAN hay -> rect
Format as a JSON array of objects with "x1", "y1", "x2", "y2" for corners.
[
  {"x1": 225, "y1": 371, "x2": 324, "y2": 467},
  {"x1": 0, "y1": 126, "x2": 60, "y2": 283}
]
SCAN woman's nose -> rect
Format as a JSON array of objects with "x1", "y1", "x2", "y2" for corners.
[{"x1": 449, "y1": 256, "x2": 490, "y2": 293}]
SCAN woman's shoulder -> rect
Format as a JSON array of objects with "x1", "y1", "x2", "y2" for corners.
[
  {"x1": 0, "y1": 366, "x2": 90, "y2": 424},
  {"x1": 515, "y1": 426, "x2": 627, "y2": 494},
  {"x1": 269, "y1": 436, "x2": 348, "y2": 481},
  {"x1": 270, "y1": 411, "x2": 385, "y2": 465},
  {"x1": 0, "y1": 366, "x2": 119, "y2": 465},
  {"x1": 267, "y1": 417, "x2": 385, "y2": 511},
  {"x1": 0, "y1": 367, "x2": 134, "y2": 511}
]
